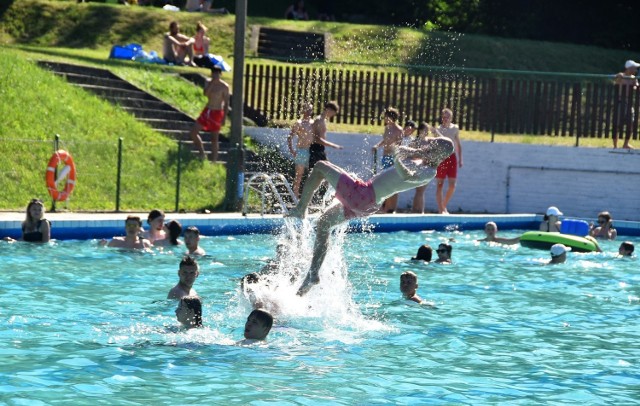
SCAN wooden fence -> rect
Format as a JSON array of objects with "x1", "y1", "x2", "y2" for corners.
[{"x1": 243, "y1": 63, "x2": 639, "y2": 141}]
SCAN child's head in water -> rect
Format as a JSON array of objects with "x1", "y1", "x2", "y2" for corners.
[
  {"x1": 175, "y1": 296, "x2": 202, "y2": 328},
  {"x1": 400, "y1": 271, "x2": 420, "y2": 300},
  {"x1": 243, "y1": 309, "x2": 273, "y2": 340}
]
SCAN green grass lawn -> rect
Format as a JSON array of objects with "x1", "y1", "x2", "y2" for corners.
[{"x1": 0, "y1": 47, "x2": 226, "y2": 212}]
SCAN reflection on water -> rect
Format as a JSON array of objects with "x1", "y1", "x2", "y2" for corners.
[{"x1": 1, "y1": 227, "x2": 638, "y2": 403}]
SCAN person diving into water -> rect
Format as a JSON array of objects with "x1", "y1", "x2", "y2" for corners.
[{"x1": 287, "y1": 134, "x2": 454, "y2": 295}]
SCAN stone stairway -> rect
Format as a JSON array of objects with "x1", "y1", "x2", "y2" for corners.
[{"x1": 37, "y1": 61, "x2": 237, "y2": 164}]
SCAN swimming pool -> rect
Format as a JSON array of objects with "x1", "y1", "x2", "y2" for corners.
[{"x1": 1, "y1": 223, "x2": 638, "y2": 404}]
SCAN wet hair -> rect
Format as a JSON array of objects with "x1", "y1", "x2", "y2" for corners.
[
  {"x1": 180, "y1": 255, "x2": 199, "y2": 268},
  {"x1": 485, "y1": 221, "x2": 498, "y2": 231},
  {"x1": 165, "y1": 220, "x2": 183, "y2": 245},
  {"x1": 620, "y1": 241, "x2": 634, "y2": 254},
  {"x1": 324, "y1": 101, "x2": 339, "y2": 114},
  {"x1": 125, "y1": 215, "x2": 142, "y2": 226},
  {"x1": 412, "y1": 244, "x2": 432, "y2": 262},
  {"x1": 438, "y1": 243, "x2": 452, "y2": 256},
  {"x1": 417, "y1": 122, "x2": 429, "y2": 131},
  {"x1": 384, "y1": 107, "x2": 399, "y2": 122},
  {"x1": 404, "y1": 120, "x2": 416, "y2": 129},
  {"x1": 184, "y1": 226, "x2": 200, "y2": 237},
  {"x1": 196, "y1": 21, "x2": 207, "y2": 33},
  {"x1": 240, "y1": 272, "x2": 261, "y2": 290},
  {"x1": 180, "y1": 296, "x2": 203, "y2": 327},
  {"x1": 249, "y1": 308, "x2": 273, "y2": 332},
  {"x1": 147, "y1": 209, "x2": 165, "y2": 224},
  {"x1": 169, "y1": 21, "x2": 179, "y2": 31},
  {"x1": 597, "y1": 211, "x2": 612, "y2": 222},
  {"x1": 400, "y1": 271, "x2": 418, "y2": 283},
  {"x1": 24, "y1": 198, "x2": 44, "y2": 224}
]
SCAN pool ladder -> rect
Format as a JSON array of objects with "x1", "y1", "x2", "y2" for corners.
[{"x1": 242, "y1": 173, "x2": 298, "y2": 216}]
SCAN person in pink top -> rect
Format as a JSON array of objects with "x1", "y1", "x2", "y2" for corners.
[{"x1": 288, "y1": 136, "x2": 454, "y2": 295}]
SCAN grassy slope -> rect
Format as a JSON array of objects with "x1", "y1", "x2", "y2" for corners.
[
  {"x1": 0, "y1": 47, "x2": 225, "y2": 211},
  {"x1": 1, "y1": 0, "x2": 635, "y2": 74}
]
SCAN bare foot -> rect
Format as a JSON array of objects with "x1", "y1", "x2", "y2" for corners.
[
  {"x1": 622, "y1": 143, "x2": 634, "y2": 149},
  {"x1": 296, "y1": 272, "x2": 319, "y2": 296},
  {"x1": 286, "y1": 205, "x2": 306, "y2": 219}
]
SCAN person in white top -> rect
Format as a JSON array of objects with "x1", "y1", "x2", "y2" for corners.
[{"x1": 434, "y1": 108, "x2": 463, "y2": 214}]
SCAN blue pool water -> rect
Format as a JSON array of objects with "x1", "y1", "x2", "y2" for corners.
[{"x1": 1, "y1": 223, "x2": 639, "y2": 404}]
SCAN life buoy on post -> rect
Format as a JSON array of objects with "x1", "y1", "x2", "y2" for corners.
[{"x1": 46, "y1": 150, "x2": 76, "y2": 202}]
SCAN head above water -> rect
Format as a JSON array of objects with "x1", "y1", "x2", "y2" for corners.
[
  {"x1": 176, "y1": 296, "x2": 202, "y2": 328},
  {"x1": 164, "y1": 220, "x2": 183, "y2": 244},
  {"x1": 25, "y1": 198, "x2": 45, "y2": 223},
  {"x1": 619, "y1": 241, "x2": 634, "y2": 256},
  {"x1": 244, "y1": 308, "x2": 273, "y2": 340},
  {"x1": 412, "y1": 244, "x2": 433, "y2": 262}
]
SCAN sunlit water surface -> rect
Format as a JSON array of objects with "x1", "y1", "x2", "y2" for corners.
[{"x1": 1, "y1": 223, "x2": 639, "y2": 404}]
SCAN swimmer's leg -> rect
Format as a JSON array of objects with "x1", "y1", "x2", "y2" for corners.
[
  {"x1": 288, "y1": 160, "x2": 345, "y2": 219},
  {"x1": 297, "y1": 204, "x2": 345, "y2": 295}
]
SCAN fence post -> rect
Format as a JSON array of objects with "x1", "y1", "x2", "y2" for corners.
[
  {"x1": 573, "y1": 83, "x2": 582, "y2": 147},
  {"x1": 175, "y1": 141, "x2": 182, "y2": 213},
  {"x1": 115, "y1": 137, "x2": 123, "y2": 212},
  {"x1": 490, "y1": 79, "x2": 497, "y2": 143},
  {"x1": 50, "y1": 134, "x2": 60, "y2": 212}
]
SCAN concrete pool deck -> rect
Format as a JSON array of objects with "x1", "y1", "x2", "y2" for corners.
[{"x1": 2, "y1": 211, "x2": 640, "y2": 240}]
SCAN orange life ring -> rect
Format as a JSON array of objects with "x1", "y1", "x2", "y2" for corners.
[{"x1": 46, "y1": 150, "x2": 77, "y2": 202}]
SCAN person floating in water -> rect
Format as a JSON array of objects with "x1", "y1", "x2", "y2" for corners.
[{"x1": 288, "y1": 136, "x2": 454, "y2": 295}]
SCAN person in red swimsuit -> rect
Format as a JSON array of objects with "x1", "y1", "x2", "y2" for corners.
[
  {"x1": 288, "y1": 136, "x2": 454, "y2": 295},
  {"x1": 188, "y1": 66, "x2": 230, "y2": 161}
]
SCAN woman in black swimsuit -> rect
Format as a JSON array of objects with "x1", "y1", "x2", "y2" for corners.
[{"x1": 21, "y1": 199, "x2": 51, "y2": 243}]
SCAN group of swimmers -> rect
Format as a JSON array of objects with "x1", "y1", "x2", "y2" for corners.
[{"x1": 3, "y1": 202, "x2": 273, "y2": 342}]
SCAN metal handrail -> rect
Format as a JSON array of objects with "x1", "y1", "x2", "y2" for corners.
[{"x1": 242, "y1": 172, "x2": 298, "y2": 216}]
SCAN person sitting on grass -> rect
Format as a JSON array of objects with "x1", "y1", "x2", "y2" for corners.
[
  {"x1": 288, "y1": 136, "x2": 454, "y2": 295},
  {"x1": 163, "y1": 21, "x2": 194, "y2": 66}
]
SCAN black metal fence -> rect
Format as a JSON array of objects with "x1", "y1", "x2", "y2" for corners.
[{"x1": 244, "y1": 63, "x2": 639, "y2": 143}]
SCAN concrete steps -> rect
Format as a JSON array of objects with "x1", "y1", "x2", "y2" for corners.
[{"x1": 37, "y1": 60, "x2": 228, "y2": 159}]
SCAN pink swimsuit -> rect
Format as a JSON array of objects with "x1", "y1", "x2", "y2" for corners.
[{"x1": 335, "y1": 173, "x2": 379, "y2": 219}]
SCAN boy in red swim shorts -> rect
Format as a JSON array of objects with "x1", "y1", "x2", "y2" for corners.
[
  {"x1": 188, "y1": 66, "x2": 230, "y2": 162},
  {"x1": 288, "y1": 136, "x2": 454, "y2": 296}
]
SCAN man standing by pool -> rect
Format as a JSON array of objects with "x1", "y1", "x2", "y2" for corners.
[
  {"x1": 188, "y1": 66, "x2": 230, "y2": 162},
  {"x1": 288, "y1": 135, "x2": 454, "y2": 295},
  {"x1": 308, "y1": 101, "x2": 343, "y2": 170}
]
